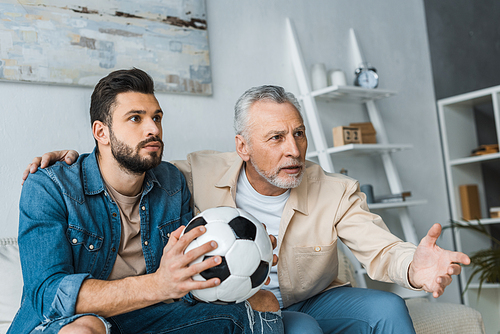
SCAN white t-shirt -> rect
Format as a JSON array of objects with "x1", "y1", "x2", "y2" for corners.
[{"x1": 235, "y1": 167, "x2": 289, "y2": 308}]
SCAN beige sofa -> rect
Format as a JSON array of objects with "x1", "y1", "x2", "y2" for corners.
[
  {"x1": 0, "y1": 238, "x2": 485, "y2": 333},
  {"x1": 0, "y1": 238, "x2": 22, "y2": 334}
]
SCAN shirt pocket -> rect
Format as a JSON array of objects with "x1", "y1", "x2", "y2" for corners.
[
  {"x1": 66, "y1": 226, "x2": 103, "y2": 273},
  {"x1": 158, "y1": 218, "x2": 181, "y2": 247},
  {"x1": 292, "y1": 240, "x2": 338, "y2": 292}
]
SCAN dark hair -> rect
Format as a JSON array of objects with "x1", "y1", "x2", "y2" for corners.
[{"x1": 90, "y1": 68, "x2": 155, "y2": 127}]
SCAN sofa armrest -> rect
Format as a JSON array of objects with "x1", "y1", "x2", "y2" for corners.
[
  {"x1": 406, "y1": 298, "x2": 485, "y2": 334},
  {"x1": 0, "y1": 238, "x2": 23, "y2": 327}
]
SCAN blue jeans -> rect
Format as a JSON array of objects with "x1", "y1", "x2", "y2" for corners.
[
  {"x1": 282, "y1": 311, "x2": 323, "y2": 333},
  {"x1": 283, "y1": 287, "x2": 415, "y2": 334},
  {"x1": 30, "y1": 300, "x2": 283, "y2": 334}
]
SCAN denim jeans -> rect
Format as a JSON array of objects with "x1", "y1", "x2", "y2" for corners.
[
  {"x1": 281, "y1": 311, "x2": 323, "y2": 334},
  {"x1": 283, "y1": 286, "x2": 415, "y2": 334},
  {"x1": 30, "y1": 300, "x2": 283, "y2": 334}
]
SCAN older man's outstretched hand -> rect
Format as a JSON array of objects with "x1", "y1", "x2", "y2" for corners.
[{"x1": 408, "y1": 223, "x2": 470, "y2": 298}]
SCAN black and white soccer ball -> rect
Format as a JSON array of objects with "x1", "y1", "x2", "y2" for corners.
[{"x1": 182, "y1": 207, "x2": 273, "y2": 304}]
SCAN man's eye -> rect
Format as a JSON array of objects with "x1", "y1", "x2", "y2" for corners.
[
  {"x1": 295, "y1": 131, "x2": 304, "y2": 137},
  {"x1": 271, "y1": 135, "x2": 281, "y2": 140},
  {"x1": 130, "y1": 116, "x2": 140, "y2": 122},
  {"x1": 153, "y1": 115, "x2": 162, "y2": 122}
]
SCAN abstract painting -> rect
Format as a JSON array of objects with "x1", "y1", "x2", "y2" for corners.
[{"x1": 0, "y1": 0, "x2": 211, "y2": 95}]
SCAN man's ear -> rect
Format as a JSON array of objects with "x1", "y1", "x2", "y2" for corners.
[
  {"x1": 235, "y1": 134, "x2": 250, "y2": 162},
  {"x1": 92, "y1": 121, "x2": 110, "y2": 146}
]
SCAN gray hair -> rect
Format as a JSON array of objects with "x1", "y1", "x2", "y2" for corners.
[{"x1": 234, "y1": 85, "x2": 302, "y2": 140}]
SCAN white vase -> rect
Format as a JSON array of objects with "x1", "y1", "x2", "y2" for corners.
[
  {"x1": 311, "y1": 63, "x2": 327, "y2": 91},
  {"x1": 328, "y1": 70, "x2": 347, "y2": 86}
]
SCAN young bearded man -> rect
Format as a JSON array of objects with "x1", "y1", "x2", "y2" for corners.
[
  {"x1": 12, "y1": 70, "x2": 283, "y2": 334},
  {"x1": 24, "y1": 85, "x2": 470, "y2": 334}
]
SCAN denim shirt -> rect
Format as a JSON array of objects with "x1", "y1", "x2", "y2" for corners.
[{"x1": 9, "y1": 149, "x2": 192, "y2": 334}]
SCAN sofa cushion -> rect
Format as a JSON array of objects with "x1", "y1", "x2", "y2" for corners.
[
  {"x1": 406, "y1": 298, "x2": 485, "y2": 334},
  {"x1": 0, "y1": 238, "x2": 22, "y2": 328}
]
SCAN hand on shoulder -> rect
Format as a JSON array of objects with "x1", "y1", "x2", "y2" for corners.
[{"x1": 22, "y1": 150, "x2": 80, "y2": 184}]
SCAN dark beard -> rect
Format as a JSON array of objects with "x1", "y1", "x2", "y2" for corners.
[{"x1": 110, "y1": 130, "x2": 163, "y2": 175}]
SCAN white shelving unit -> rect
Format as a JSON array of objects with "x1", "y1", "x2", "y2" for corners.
[
  {"x1": 307, "y1": 143, "x2": 413, "y2": 159},
  {"x1": 286, "y1": 18, "x2": 427, "y2": 299},
  {"x1": 438, "y1": 85, "x2": 500, "y2": 332}
]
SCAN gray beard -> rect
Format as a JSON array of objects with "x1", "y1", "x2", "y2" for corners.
[{"x1": 249, "y1": 158, "x2": 304, "y2": 189}]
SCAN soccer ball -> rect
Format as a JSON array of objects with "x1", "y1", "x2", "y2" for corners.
[{"x1": 182, "y1": 207, "x2": 273, "y2": 304}]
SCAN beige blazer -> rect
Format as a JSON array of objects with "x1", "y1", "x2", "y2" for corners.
[{"x1": 173, "y1": 150, "x2": 417, "y2": 308}]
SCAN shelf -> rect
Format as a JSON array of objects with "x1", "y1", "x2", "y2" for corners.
[
  {"x1": 468, "y1": 283, "x2": 500, "y2": 289},
  {"x1": 369, "y1": 199, "x2": 427, "y2": 210},
  {"x1": 300, "y1": 85, "x2": 397, "y2": 103},
  {"x1": 454, "y1": 217, "x2": 500, "y2": 226},
  {"x1": 449, "y1": 152, "x2": 500, "y2": 166},
  {"x1": 306, "y1": 143, "x2": 412, "y2": 159},
  {"x1": 438, "y1": 85, "x2": 499, "y2": 107}
]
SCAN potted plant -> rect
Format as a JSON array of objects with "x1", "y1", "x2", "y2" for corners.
[{"x1": 448, "y1": 220, "x2": 500, "y2": 296}]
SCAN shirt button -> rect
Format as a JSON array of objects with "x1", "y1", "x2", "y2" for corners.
[
  {"x1": 141, "y1": 206, "x2": 146, "y2": 211},
  {"x1": 144, "y1": 241, "x2": 149, "y2": 246},
  {"x1": 314, "y1": 246, "x2": 321, "y2": 252},
  {"x1": 167, "y1": 233, "x2": 170, "y2": 238},
  {"x1": 112, "y1": 213, "x2": 117, "y2": 217},
  {"x1": 112, "y1": 247, "x2": 116, "y2": 252},
  {"x1": 89, "y1": 245, "x2": 94, "y2": 250},
  {"x1": 72, "y1": 238, "x2": 78, "y2": 244}
]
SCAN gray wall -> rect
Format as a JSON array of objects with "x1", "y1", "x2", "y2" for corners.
[{"x1": 424, "y1": 0, "x2": 500, "y2": 100}]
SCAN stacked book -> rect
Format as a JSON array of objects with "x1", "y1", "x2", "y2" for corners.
[{"x1": 375, "y1": 191, "x2": 411, "y2": 203}]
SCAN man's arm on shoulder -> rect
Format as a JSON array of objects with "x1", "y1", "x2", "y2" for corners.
[
  {"x1": 22, "y1": 150, "x2": 79, "y2": 184},
  {"x1": 22, "y1": 149, "x2": 225, "y2": 186}
]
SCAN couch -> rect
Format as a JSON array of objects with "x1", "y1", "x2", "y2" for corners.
[
  {"x1": 0, "y1": 237, "x2": 485, "y2": 333},
  {"x1": 0, "y1": 238, "x2": 22, "y2": 334}
]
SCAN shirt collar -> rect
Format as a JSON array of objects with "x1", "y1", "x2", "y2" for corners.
[
  {"x1": 288, "y1": 171, "x2": 309, "y2": 216},
  {"x1": 215, "y1": 154, "x2": 244, "y2": 193},
  {"x1": 214, "y1": 152, "x2": 309, "y2": 216},
  {"x1": 82, "y1": 148, "x2": 106, "y2": 196}
]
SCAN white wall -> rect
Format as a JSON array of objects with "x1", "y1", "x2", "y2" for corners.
[{"x1": 0, "y1": 0, "x2": 461, "y2": 302}]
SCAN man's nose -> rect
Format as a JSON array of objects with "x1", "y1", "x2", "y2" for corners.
[
  {"x1": 144, "y1": 118, "x2": 161, "y2": 137},
  {"x1": 285, "y1": 136, "x2": 301, "y2": 157}
]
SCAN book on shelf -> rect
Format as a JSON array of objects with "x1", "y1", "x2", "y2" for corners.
[{"x1": 375, "y1": 192, "x2": 411, "y2": 203}]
